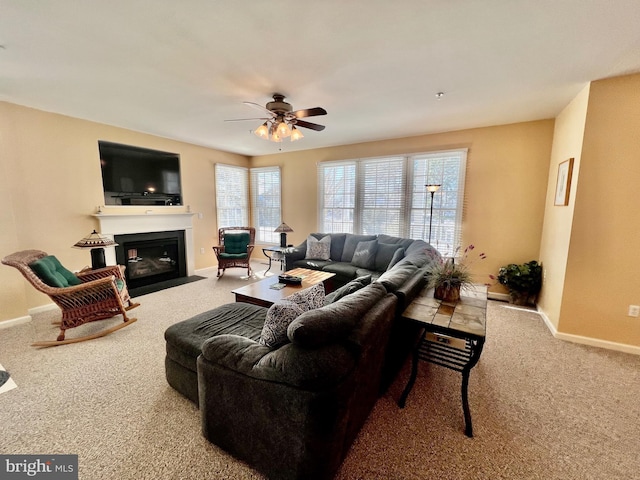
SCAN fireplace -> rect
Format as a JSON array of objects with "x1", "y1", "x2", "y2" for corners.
[{"x1": 114, "y1": 230, "x2": 186, "y2": 289}]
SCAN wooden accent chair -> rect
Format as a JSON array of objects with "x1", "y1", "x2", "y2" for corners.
[
  {"x1": 212, "y1": 227, "x2": 255, "y2": 277},
  {"x1": 2, "y1": 250, "x2": 140, "y2": 347}
]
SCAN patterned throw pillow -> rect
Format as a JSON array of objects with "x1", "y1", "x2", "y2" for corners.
[
  {"x1": 305, "y1": 235, "x2": 331, "y2": 260},
  {"x1": 287, "y1": 283, "x2": 325, "y2": 310},
  {"x1": 258, "y1": 283, "x2": 325, "y2": 348},
  {"x1": 259, "y1": 301, "x2": 305, "y2": 348}
]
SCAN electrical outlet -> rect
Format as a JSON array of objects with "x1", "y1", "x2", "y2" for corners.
[
  {"x1": 628, "y1": 305, "x2": 640, "y2": 317},
  {"x1": 200, "y1": 247, "x2": 205, "y2": 254},
  {"x1": 198, "y1": 213, "x2": 203, "y2": 219}
]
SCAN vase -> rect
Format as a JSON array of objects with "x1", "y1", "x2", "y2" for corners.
[{"x1": 434, "y1": 285, "x2": 461, "y2": 303}]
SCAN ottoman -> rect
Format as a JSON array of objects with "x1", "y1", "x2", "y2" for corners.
[{"x1": 164, "y1": 302, "x2": 268, "y2": 405}]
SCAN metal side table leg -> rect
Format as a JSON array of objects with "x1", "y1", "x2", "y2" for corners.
[
  {"x1": 398, "y1": 330, "x2": 426, "y2": 408},
  {"x1": 461, "y1": 338, "x2": 485, "y2": 437}
]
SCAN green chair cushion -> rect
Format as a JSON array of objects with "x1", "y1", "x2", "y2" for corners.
[
  {"x1": 29, "y1": 255, "x2": 82, "y2": 288},
  {"x1": 219, "y1": 253, "x2": 248, "y2": 259},
  {"x1": 224, "y1": 232, "x2": 250, "y2": 255}
]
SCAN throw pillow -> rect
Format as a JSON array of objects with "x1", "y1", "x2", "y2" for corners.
[
  {"x1": 388, "y1": 247, "x2": 405, "y2": 269},
  {"x1": 351, "y1": 239, "x2": 378, "y2": 269},
  {"x1": 323, "y1": 274, "x2": 372, "y2": 305},
  {"x1": 374, "y1": 243, "x2": 404, "y2": 271},
  {"x1": 340, "y1": 234, "x2": 377, "y2": 262},
  {"x1": 305, "y1": 235, "x2": 331, "y2": 260},
  {"x1": 287, "y1": 282, "x2": 325, "y2": 310},
  {"x1": 259, "y1": 301, "x2": 305, "y2": 349}
]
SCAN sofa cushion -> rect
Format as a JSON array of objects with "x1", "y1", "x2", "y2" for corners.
[
  {"x1": 388, "y1": 247, "x2": 405, "y2": 269},
  {"x1": 374, "y1": 243, "x2": 404, "y2": 271},
  {"x1": 29, "y1": 255, "x2": 82, "y2": 288},
  {"x1": 293, "y1": 259, "x2": 333, "y2": 270},
  {"x1": 376, "y1": 262, "x2": 419, "y2": 293},
  {"x1": 259, "y1": 301, "x2": 306, "y2": 348},
  {"x1": 341, "y1": 234, "x2": 377, "y2": 262},
  {"x1": 351, "y1": 239, "x2": 378, "y2": 269},
  {"x1": 322, "y1": 262, "x2": 360, "y2": 279},
  {"x1": 305, "y1": 234, "x2": 331, "y2": 260},
  {"x1": 324, "y1": 274, "x2": 371, "y2": 305},
  {"x1": 224, "y1": 232, "x2": 250, "y2": 255},
  {"x1": 377, "y1": 234, "x2": 415, "y2": 251},
  {"x1": 288, "y1": 283, "x2": 387, "y2": 348}
]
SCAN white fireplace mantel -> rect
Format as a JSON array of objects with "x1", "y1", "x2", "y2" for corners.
[{"x1": 94, "y1": 213, "x2": 195, "y2": 276}]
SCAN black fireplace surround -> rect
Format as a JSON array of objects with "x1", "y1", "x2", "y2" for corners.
[{"x1": 115, "y1": 230, "x2": 186, "y2": 289}]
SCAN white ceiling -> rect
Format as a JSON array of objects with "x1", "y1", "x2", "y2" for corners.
[{"x1": 2, "y1": 1, "x2": 640, "y2": 157}]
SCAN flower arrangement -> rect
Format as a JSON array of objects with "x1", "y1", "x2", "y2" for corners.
[{"x1": 428, "y1": 245, "x2": 486, "y2": 302}]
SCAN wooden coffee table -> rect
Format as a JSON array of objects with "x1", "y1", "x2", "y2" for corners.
[{"x1": 231, "y1": 268, "x2": 335, "y2": 308}]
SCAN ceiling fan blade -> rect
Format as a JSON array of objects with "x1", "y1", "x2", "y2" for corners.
[
  {"x1": 295, "y1": 119, "x2": 325, "y2": 131},
  {"x1": 292, "y1": 107, "x2": 327, "y2": 118},
  {"x1": 243, "y1": 101, "x2": 276, "y2": 117},
  {"x1": 224, "y1": 117, "x2": 269, "y2": 122}
]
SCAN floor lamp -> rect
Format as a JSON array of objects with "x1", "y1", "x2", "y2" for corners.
[{"x1": 425, "y1": 184, "x2": 441, "y2": 244}]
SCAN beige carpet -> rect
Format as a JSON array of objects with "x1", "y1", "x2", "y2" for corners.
[{"x1": 1, "y1": 263, "x2": 639, "y2": 479}]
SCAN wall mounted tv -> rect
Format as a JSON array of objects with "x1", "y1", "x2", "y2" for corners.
[{"x1": 99, "y1": 140, "x2": 183, "y2": 206}]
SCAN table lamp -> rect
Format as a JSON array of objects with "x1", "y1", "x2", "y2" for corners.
[
  {"x1": 73, "y1": 230, "x2": 118, "y2": 269},
  {"x1": 274, "y1": 223, "x2": 293, "y2": 248}
]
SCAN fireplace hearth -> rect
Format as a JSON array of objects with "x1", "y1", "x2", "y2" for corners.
[{"x1": 115, "y1": 230, "x2": 186, "y2": 289}]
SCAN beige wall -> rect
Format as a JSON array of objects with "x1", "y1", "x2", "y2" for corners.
[
  {"x1": 0, "y1": 102, "x2": 249, "y2": 322},
  {"x1": 538, "y1": 84, "x2": 590, "y2": 329},
  {"x1": 252, "y1": 120, "x2": 555, "y2": 291},
  {"x1": 558, "y1": 74, "x2": 640, "y2": 346}
]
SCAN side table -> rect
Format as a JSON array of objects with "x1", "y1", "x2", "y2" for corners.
[
  {"x1": 398, "y1": 284, "x2": 487, "y2": 437},
  {"x1": 262, "y1": 246, "x2": 289, "y2": 274}
]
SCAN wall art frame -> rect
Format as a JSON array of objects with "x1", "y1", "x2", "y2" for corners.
[{"x1": 554, "y1": 158, "x2": 574, "y2": 206}]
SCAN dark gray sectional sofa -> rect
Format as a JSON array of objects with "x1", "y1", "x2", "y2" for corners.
[{"x1": 164, "y1": 233, "x2": 440, "y2": 480}]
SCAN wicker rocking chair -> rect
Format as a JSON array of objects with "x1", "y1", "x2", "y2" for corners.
[
  {"x1": 212, "y1": 227, "x2": 255, "y2": 277},
  {"x1": 2, "y1": 250, "x2": 140, "y2": 347}
]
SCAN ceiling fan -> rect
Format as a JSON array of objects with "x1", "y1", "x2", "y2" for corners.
[{"x1": 226, "y1": 93, "x2": 327, "y2": 142}]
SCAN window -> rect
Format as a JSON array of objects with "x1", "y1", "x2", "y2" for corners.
[
  {"x1": 215, "y1": 164, "x2": 248, "y2": 228},
  {"x1": 318, "y1": 149, "x2": 467, "y2": 256},
  {"x1": 250, "y1": 166, "x2": 281, "y2": 243},
  {"x1": 318, "y1": 162, "x2": 356, "y2": 233}
]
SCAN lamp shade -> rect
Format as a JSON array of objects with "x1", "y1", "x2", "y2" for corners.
[
  {"x1": 274, "y1": 223, "x2": 293, "y2": 233},
  {"x1": 425, "y1": 184, "x2": 441, "y2": 193},
  {"x1": 73, "y1": 230, "x2": 118, "y2": 249}
]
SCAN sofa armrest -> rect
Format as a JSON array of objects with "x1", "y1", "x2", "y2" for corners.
[
  {"x1": 285, "y1": 241, "x2": 307, "y2": 270},
  {"x1": 201, "y1": 334, "x2": 356, "y2": 390}
]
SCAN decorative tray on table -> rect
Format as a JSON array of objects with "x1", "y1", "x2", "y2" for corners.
[{"x1": 278, "y1": 274, "x2": 303, "y2": 285}]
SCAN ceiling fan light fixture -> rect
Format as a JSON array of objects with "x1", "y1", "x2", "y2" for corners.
[
  {"x1": 254, "y1": 122, "x2": 269, "y2": 139},
  {"x1": 290, "y1": 126, "x2": 304, "y2": 141},
  {"x1": 276, "y1": 120, "x2": 292, "y2": 138}
]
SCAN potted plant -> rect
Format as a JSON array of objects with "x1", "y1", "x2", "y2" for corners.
[
  {"x1": 496, "y1": 260, "x2": 542, "y2": 306},
  {"x1": 428, "y1": 245, "x2": 486, "y2": 303}
]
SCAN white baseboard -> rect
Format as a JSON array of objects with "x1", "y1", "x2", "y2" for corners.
[
  {"x1": 28, "y1": 303, "x2": 57, "y2": 315},
  {"x1": 0, "y1": 315, "x2": 32, "y2": 329},
  {"x1": 537, "y1": 308, "x2": 640, "y2": 356},
  {"x1": 488, "y1": 292, "x2": 510, "y2": 302}
]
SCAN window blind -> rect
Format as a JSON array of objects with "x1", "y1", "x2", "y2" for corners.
[
  {"x1": 317, "y1": 161, "x2": 356, "y2": 233},
  {"x1": 215, "y1": 164, "x2": 248, "y2": 228},
  {"x1": 250, "y1": 166, "x2": 281, "y2": 244}
]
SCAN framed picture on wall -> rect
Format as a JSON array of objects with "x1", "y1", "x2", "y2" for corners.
[{"x1": 554, "y1": 158, "x2": 574, "y2": 206}]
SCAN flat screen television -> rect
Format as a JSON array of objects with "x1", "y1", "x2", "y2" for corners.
[{"x1": 99, "y1": 140, "x2": 182, "y2": 206}]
